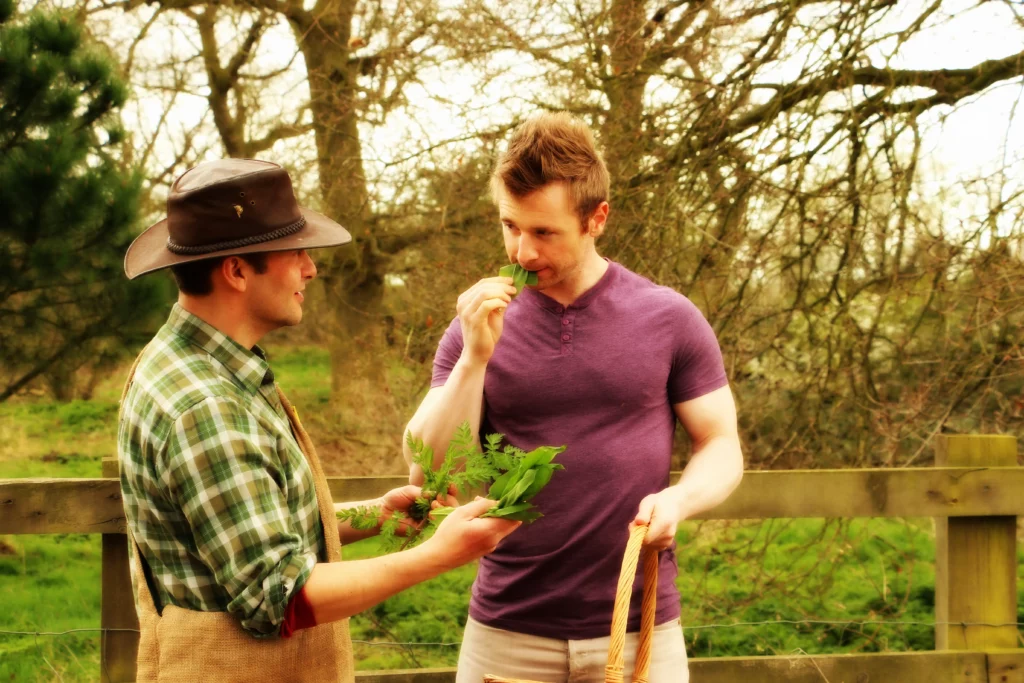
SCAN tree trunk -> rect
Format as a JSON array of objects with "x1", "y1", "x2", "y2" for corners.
[
  {"x1": 298, "y1": 19, "x2": 387, "y2": 412},
  {"x1": 600, "y1": 0, "x2": 651, "y2": 268}
]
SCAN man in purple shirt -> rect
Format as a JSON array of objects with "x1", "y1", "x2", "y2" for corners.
[{"x1": 404, "y1": 112, "x2": 744, "y2": 683}]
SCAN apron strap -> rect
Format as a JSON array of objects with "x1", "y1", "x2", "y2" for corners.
[
  {"x1": 276, "y1": 386, "x2": 342, "y2": 563},
  {"x1": 118, "y1": 345, "x2": 164, "y2": 617}
]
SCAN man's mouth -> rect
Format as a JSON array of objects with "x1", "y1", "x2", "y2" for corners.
[{"x1": 295, "y1": 292, "x2": 304, "y2": 303}]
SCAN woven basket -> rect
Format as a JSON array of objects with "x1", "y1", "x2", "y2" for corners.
[{"x1": 483, "y1": 524, "x2": 659, "y2": 683}]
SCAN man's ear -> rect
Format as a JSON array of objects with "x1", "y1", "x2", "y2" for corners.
[
  {"x1": 219, "y1": 256, "x2": 249, "y2": 293},
  {"x1": 586, "y1": 201, "x2": 610, "y2": 238}
]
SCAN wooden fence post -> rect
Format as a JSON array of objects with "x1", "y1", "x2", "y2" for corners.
[
  {"x1": 934, "y1": 434, "x2": 1018, "y2": 650},
  {"x1": 101, "y1": 457, "x2": 138, "y2": 682}
]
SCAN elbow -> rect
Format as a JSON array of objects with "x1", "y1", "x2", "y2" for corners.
[
  {"x1": 233, "y1": 551, "x2": 317, "y2": 639},
  {"x1": 729, "y1": 443, "x2": 744, "y2": 493}
]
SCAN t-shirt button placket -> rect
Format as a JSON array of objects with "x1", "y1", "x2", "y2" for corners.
[{"x1": 560, "y1": 311, "x2": 574, "y2": 355}]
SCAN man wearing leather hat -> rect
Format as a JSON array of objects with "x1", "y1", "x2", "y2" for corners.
[{"x1": 117, "y1": 159, "x2": 520, "y2": 682}]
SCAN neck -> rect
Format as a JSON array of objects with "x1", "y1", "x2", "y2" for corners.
[
  {"x1": 178, "y1": 294, "x2": 265, "y2": 349},
  {"x1": 541, "y1": 250, "x2": 609, "y2": 306}
]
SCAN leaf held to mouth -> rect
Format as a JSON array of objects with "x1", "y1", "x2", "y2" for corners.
[{"x1": 499, "y1": 263, "x2": 539, "y2": 295}]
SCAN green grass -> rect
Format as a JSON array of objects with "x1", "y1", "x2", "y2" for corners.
[
  {"x1": 344, "y1": 538, "x2": 474, "y2": 670},
  {"x1": 676, "y1": 518, "x2": 939, "y2": 658},
  {"x1": 0, "y1": 534, "x2": 101, "y2": 681},
  {"x1": 265, "y1": 345, "x2": 333, "y2": 408},
  {"x1": 0, "y1": 400, "x2": 115, "y2": 478},
  {"x1": 0, "y1": 346, "x2": 332, "y2": 479}
]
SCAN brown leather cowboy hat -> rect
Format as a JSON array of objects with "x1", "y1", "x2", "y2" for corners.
[{"x1": 125, "y1": 158, "x2": 352, "y2": 279}]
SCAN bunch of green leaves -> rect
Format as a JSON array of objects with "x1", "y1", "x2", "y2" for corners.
[
  {"x1": 336, "y1": 423, "x2": 564, "y2": 551},
  {"x1": 479, "y1": 433, "x2": 565, "y2": 522},
  {"x1": 499, "y1": 264, "x2": 538, "y2": 295},
  {"x1": 406, "y1": 421, "x2": 503, "y2": 521},
  {"x1": 335, "y1": 501, "x2": 419, "y2": 554},
  {"x1": 336, "y1": 422, "x2": 504, "y2": 551}
]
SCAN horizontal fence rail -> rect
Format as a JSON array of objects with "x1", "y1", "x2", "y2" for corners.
[{"x1": 4, "y1": 466, "x2": 1024, "y2": 535}]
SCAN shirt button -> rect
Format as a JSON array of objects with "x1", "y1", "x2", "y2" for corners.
[
  {"x1": 555, "y1": 306, "x2": 564, "y2": 313},
  {"x1": 562, "y1": 319, "x2": 570, "y2": 326},
  {"x1": 562, "y1": 334, "x2": 571, "y2": 342}
]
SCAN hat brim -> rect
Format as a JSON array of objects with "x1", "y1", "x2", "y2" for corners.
[{"x1": 124, "y1": 207, "x2": 352, "y2": 279}]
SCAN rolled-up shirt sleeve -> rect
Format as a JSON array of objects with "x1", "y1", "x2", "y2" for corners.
[{"x1": 164, "y1": 396, "x2": 317, "y2": 637}]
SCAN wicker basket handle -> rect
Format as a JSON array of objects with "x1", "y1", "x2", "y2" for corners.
[
  {"x1": 482, "y1": 524, "x2": 660, "y2": 683},
  {"x1": 605, "y1": 523, "x2": 659, "y2": 683}
]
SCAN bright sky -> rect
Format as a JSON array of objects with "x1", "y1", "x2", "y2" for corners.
[{"x1": 94, "y1": 0, "x2": 1024, "y2": 231}]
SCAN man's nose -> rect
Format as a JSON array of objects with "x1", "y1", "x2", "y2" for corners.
[
  {"x1": 302, "y1": 251, "x2": 317, "y2": 279},
  {"x1": 517, "y1": 235, "x2": 538, "y2": 264}
]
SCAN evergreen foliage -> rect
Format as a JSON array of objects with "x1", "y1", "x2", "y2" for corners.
[{"x1": 0, "y1": 2, "x2": 165, "y2": 401}]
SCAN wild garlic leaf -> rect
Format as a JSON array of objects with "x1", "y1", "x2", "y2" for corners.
[
  {"x1": 484, "y1": 502, "x2": 533, "y2": 517},
  {"x1": 500, "y1": 468, "x2": 537, "y2": 507},
  {"x1": 488, "y1": 469, "x2": 517, "y2": 501},
  {"x1": 499, "y1": 263, "x2": 538, "y2": 295}
]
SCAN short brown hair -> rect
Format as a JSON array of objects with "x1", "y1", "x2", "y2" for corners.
[
  {"x1": 491, "y1": 112, "x2": 610, "y2": 225},
  {"x1": 170, "y1": 253, "x2": 269, "y2": 296}
]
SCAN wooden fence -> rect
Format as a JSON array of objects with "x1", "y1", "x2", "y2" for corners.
[{"x1": 1, "y1": 434, "x2": 1022, "y2": 681}]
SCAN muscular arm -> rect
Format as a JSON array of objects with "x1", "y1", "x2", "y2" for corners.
[
  {"x1": 669, "y1": 385, "x2": 744, "y2": 519},
  {"x1": 634, "y1": 385, "x2": 744, "y2": 548}
]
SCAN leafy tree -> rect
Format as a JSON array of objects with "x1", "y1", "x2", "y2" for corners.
[
  {"x1": 0, "y1": 0, "x2": 166, "y2": 401},
  {"x1": 455, "y1": 0, "x2": 1024, "y2": 467}
]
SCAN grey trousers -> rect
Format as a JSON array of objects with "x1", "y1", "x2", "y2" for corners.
[{"x1": 455, "y1": 616, "x2": 690, "y2": 683}]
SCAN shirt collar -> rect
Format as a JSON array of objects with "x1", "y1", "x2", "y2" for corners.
[
  {"x1": 522, "y1": 259, "x2": 619, "y2": 312},
  {"x1": 165, "y1": 303, "x2": 274, "y2": 395}
]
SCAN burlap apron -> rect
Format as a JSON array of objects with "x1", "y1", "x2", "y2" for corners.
[{"x1": 120, "y1": 348, "x2": 355, "y2": 683}]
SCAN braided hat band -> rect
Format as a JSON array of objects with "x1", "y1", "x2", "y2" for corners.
[{"x1": 166, "y1": 216, "x2": 306, "y2": 255}]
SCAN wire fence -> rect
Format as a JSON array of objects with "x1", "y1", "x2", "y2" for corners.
[
  {"x1": 5, "y1": 619, "x2": 1022, "y2": 682},
  {"x1": 2, "y1": 617, "x2": 1022, "y2": 646}
]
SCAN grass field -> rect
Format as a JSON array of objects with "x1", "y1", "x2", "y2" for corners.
[{"x1": 2, "y1": 347, "x2": 1022, "y2": 680}]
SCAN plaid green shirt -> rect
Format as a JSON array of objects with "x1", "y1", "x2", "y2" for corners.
[{"x1": 117, "y1": 303, "x2": 324, "y2": 637}]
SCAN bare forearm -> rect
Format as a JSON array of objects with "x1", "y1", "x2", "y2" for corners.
[
  {"x1": 671, "y1": 435, "x2": 743, "y2": 519},
  {"x1": 302, "y1": 543, "x2": 449, "y2": 623},
  {"x1": 403, "y1": 356, "x2": 487, "y2": 483}
]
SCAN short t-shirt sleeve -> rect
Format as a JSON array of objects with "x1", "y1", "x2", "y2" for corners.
[
  {"x1": 668, "y1": 298, "x2": 729, "y2": 404},
  {"x1": 431, "y1": 317, "x2": 465, "y2": 388}
]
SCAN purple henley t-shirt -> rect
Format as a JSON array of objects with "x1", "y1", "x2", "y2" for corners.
[{"x1": 431, "y1": 261, "x2": 728, "y2": 640}]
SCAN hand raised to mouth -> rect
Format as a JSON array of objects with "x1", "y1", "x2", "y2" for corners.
[{"x1": 499, "y1": 264, "x2": 538, "y2": 296}]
